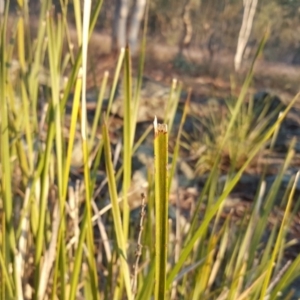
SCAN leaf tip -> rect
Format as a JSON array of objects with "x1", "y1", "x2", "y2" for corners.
[{"x1": 154, "y1": 116, "x2": 157, "y2": 131}]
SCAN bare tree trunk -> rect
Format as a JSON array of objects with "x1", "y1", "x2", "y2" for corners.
[
  {"x1": 234, "y1": 0, "x2": 258, "y2": 71},
  {"x1": 128, "y1": 0, "x2": 146, "y2": 55},
  {"x1": 0, "y1": 0, "x2": 5, "y2": 15},
  {"x1": 113, "y1": 0, "x2": 130, "y2": 49},
  {"x1": 178, "y1": 0, "x2": 194, "y2": 55}
]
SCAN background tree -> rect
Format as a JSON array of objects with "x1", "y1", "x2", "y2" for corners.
[
  {"x1": 0, "y1": 0, "x2": 4, "y2": 15},
  {"x1": 234, "y1": 0, "x2": 258, "y2": 71},
  {"x1": 113, "y1": 0, "x2": 147, "y2": 54}
]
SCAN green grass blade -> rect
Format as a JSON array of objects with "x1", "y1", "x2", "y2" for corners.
[
  {"x1": 123, "y1": 46, "x2": 132, "y2": 242},
  {"x1": 69, "y1": 209, "x2": 89, "y2": 300},
  {"x1": 260, "y1": 171, "x2": 300, "y2": 299},
  {"x1": 34, "y1": 119, "x2": 55, "y2": 298},
  {"x1": 0, "y1": 250, "x2": 14, "y2": 297},
  {"x1": 102, "y1": 122, "x2": 133, "y2": 300},
  {"x1": 81, "y1": 0, "x2": 99, "y2": 296},
  {"x1": 154, "y1": 117, "x2": 169, "y2": 300},
  {"x1": 90, "y1": 70, "x2": 108, "y2": 146},
  {"x1": 73, "y1": 0, "x2": 82, "y2": 45},
  {"x1": 63, "y1": 68, "x2": 82, "y2": 198},
  {"x1": 106, "y1": 48, "x2": 125, "y2": 115},
  {"x1": 168, "y1": 89, "x2": 190, "y2": 193}
]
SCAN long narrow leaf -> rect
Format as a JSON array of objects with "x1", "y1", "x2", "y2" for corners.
[{"x1": 154, "y1": 117, "x2": 169, "y2": 300}]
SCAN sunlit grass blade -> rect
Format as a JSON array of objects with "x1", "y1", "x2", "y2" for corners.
[
  {"x1": 46, "y1": 7, "x2": 64, "y2": 210},
  {"x1": 168, "y1": 89, "x2": 190, "y2": 193},
  {"x1": 69, "y1": 208, "x2": 90, "y2": 300},
  {"x1": 269, "y1": 254, "x2": 300, "y2": 299},
  {"x1": 106, "y1": 48, "x2": 125, "y2": 115},
  {"x1": 63, "y1": 68, "x2": 82, "y2": 198},
  {"x1": 0, "y1": 249, "x2": 14, "y2": 298},
  {"x1": 133, "y1": 0, "x2": 149, "y2": 100},
  {"x1": 154, "y1": 117, "x2": 169, "y2": 300},
  {"x1": 73, "y1": 0, "x2": 82, "y2": 45},
  {"x1": 102, "y1": 122, "x2": 133, "y2": 300},
  {"x1": 90, "y1": 70, "x2": 108, "y2": 146},
  {"x1": 123, "y1": 46, "x2": 132, "y2": 240},
  {"x1": 45, "y1": 11, "x2": 70, "y2": 300},
  {"x1": 28, "y1": 0, "x2": 49, "y2": 127},
  {"x1": 260, "y1": 171, "x2": 300, "y2": 299},
  {"x1": 33, "y1": 124, "x2": 55, "y2": 298},
  {"x1": 191, "y1": 234, "x2": 220, "y2": 299},
  {"x1": 131, "y1": 0, "x2": 148, "y2": 147},
  {"x1": 207, "y1": 217, "x2": 230, "y2": 290},
  {"x1": 228, "y1": 184, "x2": 266, "y2": 299},
  {"x1": 165, "y1": 79, "x2": 182, "y2": 133},
  {"x1": 136, "y1": 263, "x2": 155, "y2": 300},
  {"x1": 81, "y1": 0, "x2": 99, "y2": 296},
  {"x1": 113, "y1": 46, "x2": 134, "y2": 298}
]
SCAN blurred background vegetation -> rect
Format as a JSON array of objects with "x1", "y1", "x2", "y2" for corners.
[
  {"x1": 15, "y1": 0, "x2": 300, "y2": 65},
  {"x1": 99, "y1": 0, "x2": 300, "y2": 64}
]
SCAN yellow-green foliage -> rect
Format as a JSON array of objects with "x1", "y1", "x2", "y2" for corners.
[{"x1": 0, "y1": 1, "x2": 300, "y2": 299}]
